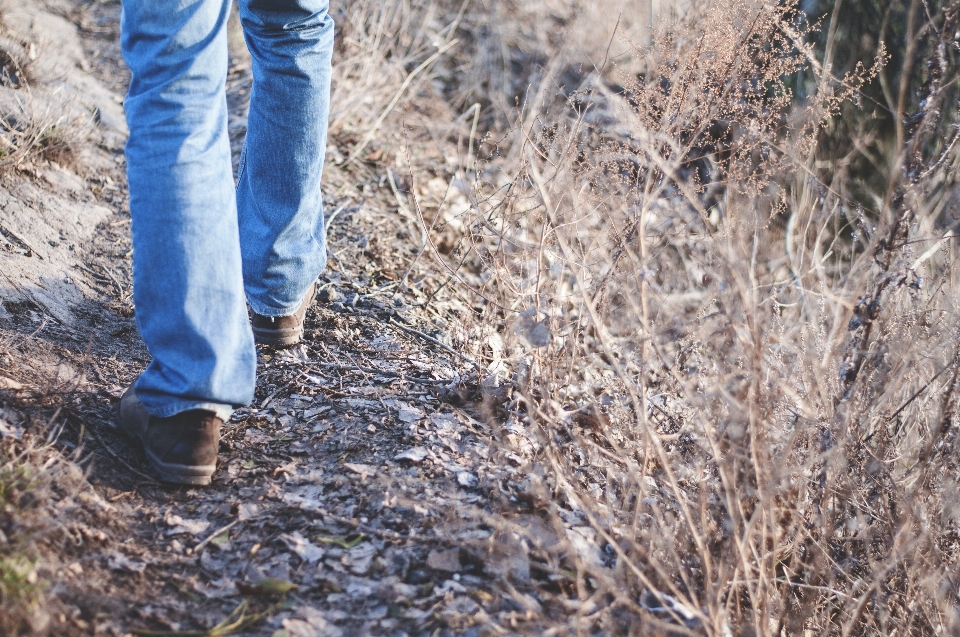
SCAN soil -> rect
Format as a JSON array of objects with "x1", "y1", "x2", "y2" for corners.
[{"x1": 0, "y1": 2, "x2": 579, "y2": 636}]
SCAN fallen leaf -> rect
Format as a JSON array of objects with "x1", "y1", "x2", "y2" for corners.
[
  {"x1": 282, "y1": 486, "x2": 325, "y2": 512},
  {"x1": 344, "y1": 463, "x2": 376, "y2": 479},
  {"x1": 456, "y1": 472, "x2": 478, "y2": 488},
  {"x1": 394, "y1": 447, "x2": 428, "y2": 463},
  {"x1": 104, "y1": 385, "x2": 124, "y2": 398},
  {"x1": 0, "y1": 376, "x2": 23, "y2": 390},
  {"x1": 244, "y1": 429, "x2": 271, "y2": 445},
  {"x1": 565, "y1": 526, "x2": 603, "y2": 567},
  {"x1": 640, "y1": 590, "x2": 703, "y2": 630},
  {"x1": 238, "y1": 502, "x2": 259, "y2": 520},
  {"x1": 281, "y1": 606, "x2": 343, "y2": 637},
  {"x1": 210, "y1": 530, "x2": 231, "y2": 547},
  {"x1": 515, "y1": 515, "x2": 560, "y2": 549},
  {"x1": 106, "y1": 551, "x2": 145, "y2": 573},
  {"x1": 200, "y1": 550, "x2": 226, "y2": 573},
  {"x1": 280, "y1": 531, "x2": 325, "y2": 564},
  {"x1": 303, "y1": 406, "x2": 331, "y2": 419},
  {"x1": 238, "y1": 577, "x2": 298, "y2": 597},
  {"x1": 480, "y1": 373, "x2": 509, "y2": 402},
  {"x1": 0, "y1": 420, "x2": 23, "y2": 440},
  {"x1": 345, "y1": 398, "x2": 378, "y2": 410},
  {"x1": 193, "y1": 576, "x2": 238, "y2": 600},
  {"x1": 485, "y1": 532, "x2": 530, "y2": 582},
  {"x1": 315, "y1": 533, "x2": 365, "y2": 549},
  {"x1": 515, "y1": 310, "x2": 552, "y2": 348},
  {"x1": 165, "y1": 514, "x2": 210, "y2": 536},
  {"x1": 397, "y1": 405, "x2": 425, "y2": 423},
  {"x1": 342, "y1": 542, "x2": 376, "y2": 575},
  {"x1": 435, "y1": 579, "x2": 467, "y2": 595}
]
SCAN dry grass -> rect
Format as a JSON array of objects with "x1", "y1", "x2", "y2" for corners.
[
  {"x1": 0, "y1": 33, "x2": 91, "y2": 172},
  {"x1": 0, "y1": 418, "x2": 87, "y2": 636},
  {"x1": 353, "y1": 0, "x2": 960, "y2": 633}
]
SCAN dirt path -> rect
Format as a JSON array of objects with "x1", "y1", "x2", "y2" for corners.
[{"x1": 0, "y1": 2, "x2": 579, "y2": 636}]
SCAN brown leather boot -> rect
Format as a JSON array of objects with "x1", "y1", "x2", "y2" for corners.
[
  {"x1": 117, "y1": 386, "x2": 221, "y2": 485},
  {"x1": 250, "y1": 281, "x2": 317, "y2": 347}
]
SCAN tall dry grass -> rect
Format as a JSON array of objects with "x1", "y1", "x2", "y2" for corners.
[
  {"x1": 329, "y1": 0, "x2": 960, "y2": 632},
  {"x1": 432, "y1": 0, "x2": 960, "y2": 633}
]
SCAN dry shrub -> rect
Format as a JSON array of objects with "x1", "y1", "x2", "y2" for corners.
[
  {"x1": 0, "y1": 33, "x2": 90, "y2": 172},
  {"x1": 328, "y1": 0, "x2": 472, "y2": 160},
  {"x1": 0, "y1": 96, "x2": 90, "y2": 171},
  {"x1": 0, "y1": 425, "x2": 87, "y2": 636},
  {"x1": 440, "y1": 0, "x2": 960, "y2": 633}
]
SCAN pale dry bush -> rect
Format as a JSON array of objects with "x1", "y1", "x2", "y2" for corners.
[
  {"x1": 327, "y1": 0, "x2": 473, "y2": 162},
  {"x1": 0, "y1": 33, "x2": 91, "y2": 172},
  {"x1": 0, "y1": 92, "x2": 91, "y2": 171},
  {"x1": 446, "y1": 0, "x2": 960, "y2": 634},
  {"x1": 0, "y1": 427, "x2": 90, "y2": 636},
  {"x1": 262, "y1": 0, "x2": 959, "y2": 632},
  {"x1": 326, "y1": 0, "x2": 674, "y2": 159}
]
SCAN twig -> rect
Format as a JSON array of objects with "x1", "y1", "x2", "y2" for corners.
[
  {"x1": 0, "y1": 221, "x2": 43, "y2": 259},
  {"x1": 314, "y1": 362, "x2": 452, "y2": 385},
  {"x1": 131, "y1": 598, "x2": 288, "y2": 637},
  {"x1": 887, "y1": 363, "x2": 951, "y2": 421},
  {"x1": 90, "y1": 261, "x2": 126, "y2": 300},
  {"x1": 187, "y1": 519, "x2": 240, "y2": 555},
  {"x1": 87, "y1": 425, "x2": 160, "y2": 485},
  {"x1": 387, "y1": 317, "x2": 484, "y2": 373},
  {"x1": 259, "y1": 384, "x2": 288, "y2": 410},
  {"x1": 348, "y1": 39, "x2": 459, "y2": 163},
  {"x1": 324, "y1": 199, "x2": 353, "y2": 228}
]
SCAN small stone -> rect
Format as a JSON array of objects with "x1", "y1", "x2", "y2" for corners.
[
  {"x1": 317, "y1": 286, "x2": 340, "y2": 303},
  {"x1": 427, "y1": 548, "x2": 461, "y2": 573},
  {"x1": 0, "y1": 376, "x2": 23, "y2": 390}
]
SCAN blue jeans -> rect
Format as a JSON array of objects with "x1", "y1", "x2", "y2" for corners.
[{"x1": 120, "y1": 0, "x2": 332, "y2": 419}]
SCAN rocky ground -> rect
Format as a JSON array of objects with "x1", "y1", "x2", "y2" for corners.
[{"x1": 0, "y1": 2, "x2": 603, "y2": 636}]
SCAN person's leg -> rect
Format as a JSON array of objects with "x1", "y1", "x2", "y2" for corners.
[
  {"x1": 121, "y1": 0, "x2": 256, "y2": 420},
  {"x1": 236, "y1": 0, "x2": 333, "y2": 318}
]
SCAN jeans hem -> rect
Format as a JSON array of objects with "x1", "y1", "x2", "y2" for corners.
[
  {"x1": 246, "y1": 295, "x2": 305, "y2": 318},
  {"x1": 141, "y1": 399, "x2": 234, "y2": 422}
]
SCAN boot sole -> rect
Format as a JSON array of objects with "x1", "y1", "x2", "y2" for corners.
[
  {"x1": 252, "y1": 326, "x2": 303, "y2": 347},
  {"x1": 145, "y1": 448, "x2": 215, "y2": 486}
]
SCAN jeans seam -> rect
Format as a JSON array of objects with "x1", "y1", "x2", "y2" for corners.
[{"x1": 236, "y1": 142, "x2": 248, "y2": 185}]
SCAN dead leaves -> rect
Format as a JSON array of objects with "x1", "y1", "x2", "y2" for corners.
[
  {"x1": 236, "y1": 578, "x2": 298, "y2": 597},
  {"x1": 277, "y1": 606, "x2": 343, "y2": 637},
  {"x1": 394, "y1": 446, "x2": 428, "y2": 462},
  {"x1": 106, "y1": 550, "x2": 146, "y2": 574},
  {"x1": 343, "y1": 462, "x2": 377, "y2": 479},
  {"x1": 314, "y1": 532, "x2": 366, "y2": 550},
  {"x1": 279, "y1": 532, "x2": 324, "y2": 564},
  {"x1": 131, "y1": 599, "x2": 294, "y2": 637},
  {"x1": 341, "y1": 542, "x2": 376, "y2": 575},
  {"x1": 165, "y1": 514, "x2": 211, "y2": 537}
]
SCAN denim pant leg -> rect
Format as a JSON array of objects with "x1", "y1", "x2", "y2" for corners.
[
  {"x1": 121, "y1": 0, "x2": 256, "y2": 419},
  {"x1": 237, "y1": 0, "x2": 333, "y2": 316}
]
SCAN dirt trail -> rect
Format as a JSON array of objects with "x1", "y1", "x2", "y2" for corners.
[{"x1": 1, "y1": 2, "x2": 573, "y2": 636}]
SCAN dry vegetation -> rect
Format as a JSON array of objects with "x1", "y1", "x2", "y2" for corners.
[
  {"x1": 0, "y1": 19, "x2": 92, "y2": 172},
  {"x1": 0, "y1": 408, "x2": 90, "y2": 635},
  {"x1": 3, "y1": 0, "x2": 960, "y2": 634},
  {"x1": 356, "y1": 0, "x2": 960, "y2": 633}
]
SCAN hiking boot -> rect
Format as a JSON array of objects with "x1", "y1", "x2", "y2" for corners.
[
  {"x1": 116, "y1": 386, "x2": 221, "y2": 485},
  {"x1": 250, "y1": 281, "x2": 317, "y2": 347}
]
